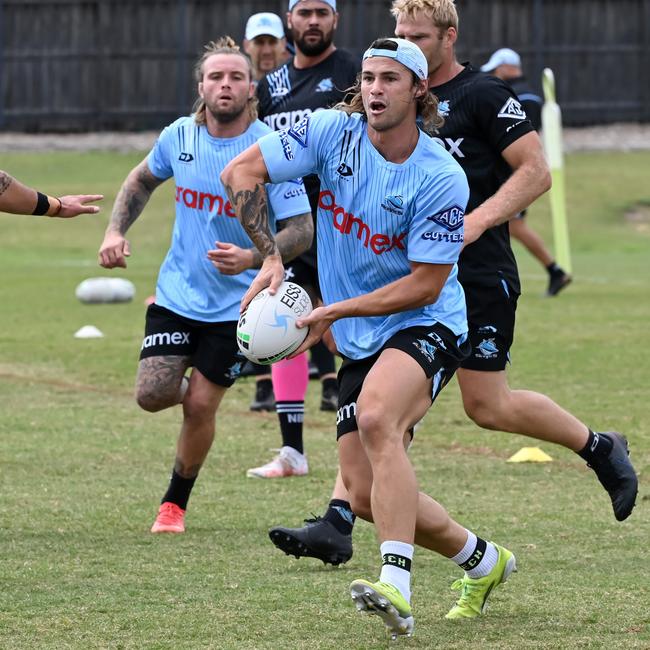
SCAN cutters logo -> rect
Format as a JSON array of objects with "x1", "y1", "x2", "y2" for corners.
[
  {"x1": 421, "y1": 231, "x2": 463, "y2": 243},
  {"x1": 175, "y1": 186, "x2": 236, "y2": 216},
  {"x1": 427, "y1": 205, "x2": 465, "y2": 232},
  {"x1": 278, "y1": 131, "x2": 294, "y2": 161},
  {"x1": 381, "y1": 194, "x2": 404, "y2": 215},
  {"x1": 318, "y1": 190, "x2": 407, "y2": 255}
]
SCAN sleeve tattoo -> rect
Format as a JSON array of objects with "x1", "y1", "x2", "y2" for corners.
[
  {"x1": 224, "y1": 181, "x2": 280, "y2": 258},
  {"x1": 109, "y1": 163, "x2": 163, "y2": 234},
  {"x1": 0, "y1": 171, "x2": 13, "y2": 197}
]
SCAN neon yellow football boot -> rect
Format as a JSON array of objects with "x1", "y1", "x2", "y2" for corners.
[
  {"x1": 350, "y1": 579, "x2": 414, "y2": 639},
  {"x1": 445, "y1": 544, "x2": 516, "y2": 619}
]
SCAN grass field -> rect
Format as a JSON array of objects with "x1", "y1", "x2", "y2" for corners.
[{"x1": 1, "y1": 150, "x2": 648, "y2": 649}]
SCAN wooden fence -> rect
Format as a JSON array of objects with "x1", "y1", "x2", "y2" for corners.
[{"x1": 0, "y1": 0, "x2": 648, "y2": 131}]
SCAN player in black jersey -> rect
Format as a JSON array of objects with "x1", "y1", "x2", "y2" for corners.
[
  {"x1": 267, "y1": 0, "x2": 638, "y2": 616},
  {"x1": 246, "y1": 0, "x2": 360, "y2": 479},
  {"x1": 481, "y1": 47, "x2": 572, "y2": 297}
]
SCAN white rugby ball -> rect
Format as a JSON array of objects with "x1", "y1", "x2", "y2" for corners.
[
  {"x1": 75, "y1": 277, "x2": 135, "y2": 304},
  {"x1": 237, "y1": 281, "x2": 312, "y2": 364}
]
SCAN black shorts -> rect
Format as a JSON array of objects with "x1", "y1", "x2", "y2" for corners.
[
  {"x1": 284, "y1": 258, "x2": 321, "y2": 303},
  {"x1": 461, "y1": 279, "x2": 519, "y2": 372},
  {"x1": 139, "y1": 304, "x2": 246, "y2": 387},
  {"x1": 336, "y1": 323, "x2": 471, "y2": 439}
]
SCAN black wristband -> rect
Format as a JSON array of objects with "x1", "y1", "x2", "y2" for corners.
[{"x1": 32, "y1": 191, "x2": 50, "y2": 216}]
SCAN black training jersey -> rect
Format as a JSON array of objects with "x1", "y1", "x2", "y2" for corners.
[
  {"x1": 257, "y1": 49, "x2": 360, "y2": 267},
  {"x1": 431, "y1": 64, "x2": 534, "y2": 292}
]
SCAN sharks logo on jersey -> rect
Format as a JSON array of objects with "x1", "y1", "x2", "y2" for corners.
[
  {"x1": 316, "y1": 77, "x2": 334, "y2": 92},
  {"x1": 438, "y1": 100, "x2": 451, "y2": 117}
]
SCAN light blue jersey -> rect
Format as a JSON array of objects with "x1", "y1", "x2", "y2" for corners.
[
  {"x1": 257, "y1": 110, "x2": 469, "y2": 359},
  {"x1": 148, "y1": 116, "x2": 310, "y2": 322}
]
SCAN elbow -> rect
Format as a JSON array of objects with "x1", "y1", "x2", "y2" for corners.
[
  {"x1": 541, "y1": 167, "x2": 552, "y2": 193},
  {"x1": 419, "y1": 287, "x2": 442, "y2": 307},
  {"x1": 220, "y1": 160, "x2": 236, "y2": 188}
]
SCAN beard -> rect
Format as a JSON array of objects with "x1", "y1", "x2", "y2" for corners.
[
  {"x1": 207, "y1": 101, "x2": 247, "y2": 124},
  {"x1": 292, "y1": 26, "x2": 334, "y2": 57}
]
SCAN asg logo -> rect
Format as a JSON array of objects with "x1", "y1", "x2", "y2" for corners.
[
  {"x1": 381, "y1": 194, "x2": 404, "y2": 215},
  {"x1": 498, "y1": 97, "x2": 527, "y2": 120},
  {"x1": 178, "y1": 152, "x2": 194, "y2": 163},
  {"x1": 427, "y1": 205, "x2": 465, "y2": 231},
  {"x1": 432, "y1": 137, "x2": 464, "y2": 158},
  {"x1": 287, "y1": 117, "x2": 309, "y2": 148}
]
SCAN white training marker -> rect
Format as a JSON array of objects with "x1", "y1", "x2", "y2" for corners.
[{"x1": 74, "y1": 325, "x2": 104, "y2": 339}]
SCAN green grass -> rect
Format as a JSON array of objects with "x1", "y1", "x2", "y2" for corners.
[{"x1": 0, "y1": 151, "x2": 649, "y2": 649}]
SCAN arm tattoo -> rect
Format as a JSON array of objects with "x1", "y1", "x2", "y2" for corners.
[
  {"x1": 0, "y1": 171, "x2": 13, "y2": 197},
  {"x1": 109, "y1": 164, "x2": 163, "y2": 234},
  {"x1": 275, "y1": 212, "x2": 314, "y2": 264},
  {"x1": 224, "y1": 181, "x2": 279, "y2": 258}
]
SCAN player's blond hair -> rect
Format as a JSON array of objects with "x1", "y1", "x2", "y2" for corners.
[
  {"x1": 193, "y1": 37, "x2": 259, "y2": 124},
  {"x1": 390, "y1": 0, "x2": 458, "y2": 31},
  {"x1": 334, "y1": 39, "x2": 443, "y2": 135}
]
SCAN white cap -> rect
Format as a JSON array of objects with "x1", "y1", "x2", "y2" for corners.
[
  {"x1": 363, "y1": 38, "x2": 428, "y2": 81},
  {"x1": 245, "y1": 13, "x2": 285, "y2": 41},
  {"x1": 481, "y1": 48, "x2": 521, "y2": 72}
]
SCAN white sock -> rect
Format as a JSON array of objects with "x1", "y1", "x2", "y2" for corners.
[
  {"x1": 379, "y1": 540, "x2": 414, "y2": 603},
  {"x1": 450, "y1": 529, "x2": 498, "y2": 579}
]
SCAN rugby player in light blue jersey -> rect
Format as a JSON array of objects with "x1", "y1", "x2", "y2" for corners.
[
  {"x1": 221, "y1": 37, "x2": 513, "y2": 639},
  {"x1": 98, "y1": 38, "x2": 312, "y2": 536}
]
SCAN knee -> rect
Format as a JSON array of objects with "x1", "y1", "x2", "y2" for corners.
[
  {"x1": 356, "y1": 407, "x2": 389, "y2": 446},
  {"x1": 182, "y1": 391, "x2": 216, "y2": 424},
  {"x1": 462, "y1": 394, "x2": 502, "y2": 431},
  {"x1": 135, "y1": 385, "x2": 173, "y2": 412}
]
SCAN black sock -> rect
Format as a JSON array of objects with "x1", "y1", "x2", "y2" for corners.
[
  {"x1": 256, "y1": 378, "x2": 273, "y2": 395},
  {"x1": 276, "y1": 401, "x2": 304, "y2": 454},
  {"x1": 546, "y1": 261, "x2": 563, "y2": 277},
  {"x1": 162, "y1": 469, "x2": 197, "y2": 510},
  {"x1": 311, "y1": 340, "x2": 336, "y2": 375},
  {"x1": 577, "y1": 430, "x2": 613, "y2": 463},
  {"x1": 321, "y1": 376, "x2": 337, "y2": 393},
  {"x1": 323, "y1": 499, "x2": 356, "y2": 535}
]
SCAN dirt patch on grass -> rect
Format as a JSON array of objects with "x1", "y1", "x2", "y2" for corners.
[{"x1": 624, "y1": 203, "x2": 650, "y2": 232}]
